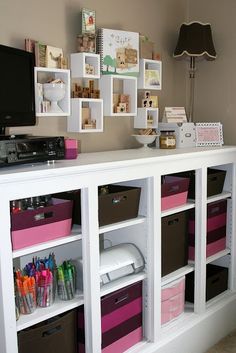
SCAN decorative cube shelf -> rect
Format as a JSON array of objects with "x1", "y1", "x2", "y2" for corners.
[
  {"x1": 134, "y1": 108, "x2": 159, "y2": 129},
  {"x1": 67, "y1": 98, "x2": 103, "y2": 133},
  {"x1": 100, "y1": 75, "x2": 137, "y2": 117},
  {"x1": 138, "y1": 59, "x2": 162, "y2": 90},
  {"x1": 70, "y1": 53, "x2": 100, "y2": 79},
  {"x1": 34, "y1": 67, "x2": 70, "y2": 117}
]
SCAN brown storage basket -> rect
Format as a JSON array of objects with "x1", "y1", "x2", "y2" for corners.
[
  {"x1": 176, "y1": 169, "x2": 226, "y2": 199},
  {"x1": 98, "y1": 185, "x2": 141, "y2": 226},
  {"x1": 17, "y1": 310, "x2": 77, "y2": 353},
  {"x1": 185, "y1": 264, "x2": 228, "y2": 302},
  {"x1": 54, "y1": 185, "x2": 141, "y2": 227},
  {"x1": 162, "y1": 211, "x2": 189, "y2": 276}
]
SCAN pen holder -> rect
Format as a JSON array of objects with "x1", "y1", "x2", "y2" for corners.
[
  {"x1": 57, "y1": 263, "x2": 76, "y2": 301},
  {"x1": 17, "y1": 283, "x2": 36, "y2": 315},
  {"x1": 37, "y1": 271, "x2": 55, "y2": 307}
]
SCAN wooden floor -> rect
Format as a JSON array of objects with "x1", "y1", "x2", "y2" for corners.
[{"x1": 205, "y1": 329, "x2": 236, "y2": 353}]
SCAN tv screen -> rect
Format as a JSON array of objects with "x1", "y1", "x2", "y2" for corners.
[{"x1": 0, "y1": 44, "x2": 36, "y2": 129}]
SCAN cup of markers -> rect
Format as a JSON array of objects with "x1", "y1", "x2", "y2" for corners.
[
  {"x1": 57, "y1": 261, "x2": 76, "y2": 301},
  {"x1": 15, "y1": 273, "x2": 36, "y2": 315},
  {"x1": 37, "y1": 269, "x2": 54, "y2": 307}
]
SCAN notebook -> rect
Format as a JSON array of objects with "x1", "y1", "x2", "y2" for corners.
[{"x1": 97, "y1": 28, "x2": 139, "y2": 76}]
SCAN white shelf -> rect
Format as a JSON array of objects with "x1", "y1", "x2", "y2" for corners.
[
  {"x1": 68, "y1": 98, "x2": 103, "y2": 133},
  {"x1": 12, "y1": 226, "x2": 82, "y2": 258},
  {"x1": 99, "y1": 215, "x2": 146, "y2": 234},
  {"x1": 138, "y1": 59, "x2": 162, "y2": 90},
  {"x1": 207, "y1": 191, "x2": 231, "y2": 203},
  {"x1": 134, "y1": 108, "x2": 159, "y2": 129},
  {"x1": 100, "y1": 271, "x2": 147, "y2": 297},
  {"x1": 34, "y1": 67, "x2": 70, "y2": 117},
  {"x1": 161, "y1": 265, "x2": 194, "y2": 287},
  {"x1": 100, "y1": 74, "x2": 137, "y2": 116},
  {"x1": 16, "y1": 292, "x2": 84, "y2": 331},
  {"x1": 161, "y1": 200, "x2": 195, "y2": 217},
  {"x1": 206, "y1": 248, "x2": 230, "y2": 264},
  {"x1": 70, "y1": 52, "x2": 100, "y2": 79}
]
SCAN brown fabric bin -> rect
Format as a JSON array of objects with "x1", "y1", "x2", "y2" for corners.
[
  {"x1": 175, "y1": 169, "x2": 226, "y2": 199},
  {"x1": 18, "y1": 310, "x2": 77, "y2": 353},
  {"x1": 185, "y1": 264, "x2": 228, "y2": 303},
  {"x1": 162, "y1": 211, "x2": 189, "y2": 276},
  {"x1": 54, "y1": 185, "x2": 141, "y2": 227},
  {"x1": 98, "y1": 185, "x2": 141, "y2": 226}
]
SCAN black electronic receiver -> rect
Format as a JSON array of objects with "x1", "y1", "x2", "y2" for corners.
[{"x1": 0, "y1": 135, "x2": 65, "y2": 166}]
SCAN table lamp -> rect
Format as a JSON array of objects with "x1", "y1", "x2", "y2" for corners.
[{"x1": 173, "y1": 21, "x2": 217, "y2": 122}]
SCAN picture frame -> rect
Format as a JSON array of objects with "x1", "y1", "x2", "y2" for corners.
[
  {"x1": 45, "y1": 46, "x2": 63, "y2": 68},
  {"x1": 82, "y1": 8, "x2": 96, "y2": 34},
  {"x1": 195, "y1": 122, "x2": 224, "y2": 147}
]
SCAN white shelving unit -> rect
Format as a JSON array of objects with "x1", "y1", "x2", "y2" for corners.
[
  {"x1": 1, "y1": 147, "x2": 236, "y2": 353},
  {"x1": 138, "y1": 59, "x2": 162, "y2": 90},
  {"x1": 34, "y1": 67, "x2": 70, "y2": 117},
  {"x1": 70, "y1": 52, "x2": 100, "y2": 79},
  {"x1": 100, "y1": 74, "x2": 137, "y2": 116},
  {"x1": 69, "y1": 53, "x2": 103, "y2": 133},
  {"x1": 68, "y1": 98, "x2": 103, "y2": 132},
  {"x1": 134, "y1": 107, "x2": 159, "y2": 129}
]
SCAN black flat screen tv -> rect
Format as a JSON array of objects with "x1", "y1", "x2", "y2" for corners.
[{"x1": 0, "y1": 44, "x2": 36, "y2": 133}]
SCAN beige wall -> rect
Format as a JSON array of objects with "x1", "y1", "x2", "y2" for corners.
[
  {"x1": 188, "y1": 1, "x2": 236, "y2": 145},
  {"x1": 1, "y1": 0, "x2": 187, "y2": 152}
]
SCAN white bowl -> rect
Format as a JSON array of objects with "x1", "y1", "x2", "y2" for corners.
[
  {"x1": 43, "y1": 83, "x2": 66, "y2": 113},
  {"x1": 132, "y1": 134, "x2": 158, "y2": 148}
]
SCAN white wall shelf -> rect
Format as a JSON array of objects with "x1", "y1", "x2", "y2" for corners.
[
  {"x1": 70, "y1": 52, "x2": 100, "y2": 79},
  {"x1": 68, "y1": 98, "x2": 103, "y2": 132},
  {"x1": 100, "y1": 74, "x2": 137, "y2": 116},
  {"x1": 138, "y1": 59, "x2": 162, "y2": 90},
  {"x1": 34, "y1": 67, "x2": 70, "y2": 117},
  {"x1": 134, "y1": 107, "x2": 159, "y2": 129},
  {"x1": 69, "y1": 53, "x2": 103, "y2": 133}
]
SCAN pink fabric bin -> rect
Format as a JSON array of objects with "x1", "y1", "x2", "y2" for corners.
[
  {"x1": 188, "y1": 200, "x2": 227, "y2": 260},
  {"x1": 78, "y1": 281, "x2": 143, "y2": 353},
  {"x1": 11, "y1": 198, "x2": 73, "y2": 250},
  {"x1": 161, "y1": 176, "x2": 190, "y2": 211},
  {"x1": 161, "y1": 277, "x2": 185, "y2": 325}
]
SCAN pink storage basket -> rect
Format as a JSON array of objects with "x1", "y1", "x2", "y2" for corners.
[
  {"x1": 161, "y1": 176, "x2": 190, "y2": 211},
  {"x1": 161, "y1": 277, "x2": 185, "y2": 325},
  {"x1": 188, "y1": 200, "x2": 227, "y2": 260},
  {"x1": 11, "y1": 198, "x2": 73, "y2": 250}
]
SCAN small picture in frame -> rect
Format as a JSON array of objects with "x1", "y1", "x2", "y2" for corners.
[
  {"x1": 82, "y1": 8, "x2": 96, "y2": 34},
  {"x1": 46, "y1": 46, "x2": 63, "y2": 68},
  {"x1": 195, "y1": 122, "x2": 224, "y2": 147}
]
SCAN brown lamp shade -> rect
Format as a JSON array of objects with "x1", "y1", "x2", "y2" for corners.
[{"x1": 173, "y1": 21, "x2": 217, "y2": 60}]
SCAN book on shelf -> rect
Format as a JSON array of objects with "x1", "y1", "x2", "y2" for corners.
[
  {"x1": 97, "y1": 28, "x2": 139, "y2": 76},
  {"x1": 25, "y1": 38, "x2": 46, "y2": 67}
]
